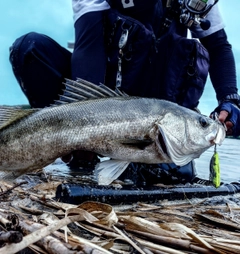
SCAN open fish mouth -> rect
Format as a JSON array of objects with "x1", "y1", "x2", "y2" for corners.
[
  {"x1": 205, "y1": 121, "x2": 226, "y2": 146},
  {"x1": 212, "y1": 122, "x2": 226, "y2": 145},
  {"x1": 209, "y1": 114, "x2": 226, "y2": 145}
]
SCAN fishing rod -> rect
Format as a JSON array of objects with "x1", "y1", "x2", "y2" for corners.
[{"x1": 56, "y1": 181, "x2": 240, "y2": 205}]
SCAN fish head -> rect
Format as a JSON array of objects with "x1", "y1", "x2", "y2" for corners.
[{"x1": 155, "y1": 106, "x2": 226, "y2": 166}]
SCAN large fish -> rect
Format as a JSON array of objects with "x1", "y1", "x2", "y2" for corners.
[{"x1": 0, "y1": 79, "x2": 225, "y2": 183}]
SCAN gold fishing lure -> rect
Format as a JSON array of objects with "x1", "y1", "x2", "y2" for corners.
[{"x1": 209, "y1": 144, "x2": 221, "y2": 188}]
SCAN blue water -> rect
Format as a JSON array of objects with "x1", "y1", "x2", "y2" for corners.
[{"x1": 195, "y1": 138, "x2": 240, "y2": 183}]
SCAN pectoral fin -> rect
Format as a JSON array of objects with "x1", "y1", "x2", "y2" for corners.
[{"x1": 94, "y1": 160, "x2": 130, "y2": 185}]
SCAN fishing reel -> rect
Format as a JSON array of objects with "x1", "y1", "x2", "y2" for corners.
[{"x1": 178, "y1": 0, "x2": 219, "y2": 30}]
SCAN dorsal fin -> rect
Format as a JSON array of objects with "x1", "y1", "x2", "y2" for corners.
[
  {"x1": 75, "y1": 78, "x2": 120, "y2": 97},
  {"x1": 55, "y1": 78, "x2": 129, "y2": 105},
  {"x1": 62, "y1": 90, "x2": 88, "y2": 101},
  {"x1": 98, "y1": 82, "x2": 129, "y2": 97},
  {"x1": 0, "y1": 106, "x2": 38, "y2": 130}
]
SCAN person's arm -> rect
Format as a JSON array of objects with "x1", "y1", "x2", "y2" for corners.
[
  {"x1": 200, "y1": 29, "x2": 238, "y2": 103},
  {"x1": 200, "y1": 29, "x2": 240, "y2": 136}
]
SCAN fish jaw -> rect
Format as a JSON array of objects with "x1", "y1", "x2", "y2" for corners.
[
  {"x1": 210, "y1": 122, "x2": 226, "y2": 145},
  {"x1": 199, "y1": 119, "x2": 226, "y2": 148},
  {"x1": 156, "y1": 118, "x2": 226, "y2": 167}
]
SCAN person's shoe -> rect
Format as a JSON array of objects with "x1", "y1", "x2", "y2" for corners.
[
  {"x1": 191, "y1": 176, "x2": 223, "y2": 186},
  {"x1": 65, "y1": 151, "x2": 100, "y2": 171},
  {"x1": 118, "y1": 161, "x2": 197, "y2": 186}
]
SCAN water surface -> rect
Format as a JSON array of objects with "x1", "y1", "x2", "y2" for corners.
[{"x1": 195, "y1": 138, "x2": 240, "y2": 183}]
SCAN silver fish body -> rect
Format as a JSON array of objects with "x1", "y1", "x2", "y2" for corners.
[{"x1": 0, "y1": 79, "x2": 225, "y2": 179}]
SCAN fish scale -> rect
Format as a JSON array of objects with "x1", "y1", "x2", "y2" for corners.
[{"x1": 0, "y1": 79, "x2": 226, "y2": 182}]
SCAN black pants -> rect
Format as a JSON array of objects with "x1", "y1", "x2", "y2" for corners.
[
  {"x1": 9, "y1": 32, "x2": 72, "y2": 108},
  {"x1": 9, "y1": 12, "x2": 106, "y2": 108}
]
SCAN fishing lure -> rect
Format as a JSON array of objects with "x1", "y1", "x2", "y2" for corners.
[{"x1": 209, "y1": 144, "x2": 221, "y2": 188}]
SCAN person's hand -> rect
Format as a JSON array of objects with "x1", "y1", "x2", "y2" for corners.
[{"x1": 211, "y1": 102, "x2": 240, "y2": 137}]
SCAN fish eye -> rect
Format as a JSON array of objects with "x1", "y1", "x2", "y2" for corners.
[{"x1": 199, "y1": 116, "x2": 209, "y2": 128}]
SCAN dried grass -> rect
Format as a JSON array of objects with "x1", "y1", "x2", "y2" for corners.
[{"x1": 0, "y1": 176, "x2": 240, "y2": 254}]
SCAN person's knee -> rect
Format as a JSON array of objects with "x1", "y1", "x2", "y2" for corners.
[
  {"x1": 9, "y1": 32, "x2": 46, "y2": 68},
  {"x1": 10, "y1": 32, "x2": 42, "y2": 52}
]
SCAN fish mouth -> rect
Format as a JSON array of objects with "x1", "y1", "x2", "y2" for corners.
[
  {"x1": 211, "y1": 123, "x2": 226, "y2": 145},
  {"x1": 206, "y1": 122, "x2": 226, "y2": 146}
]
